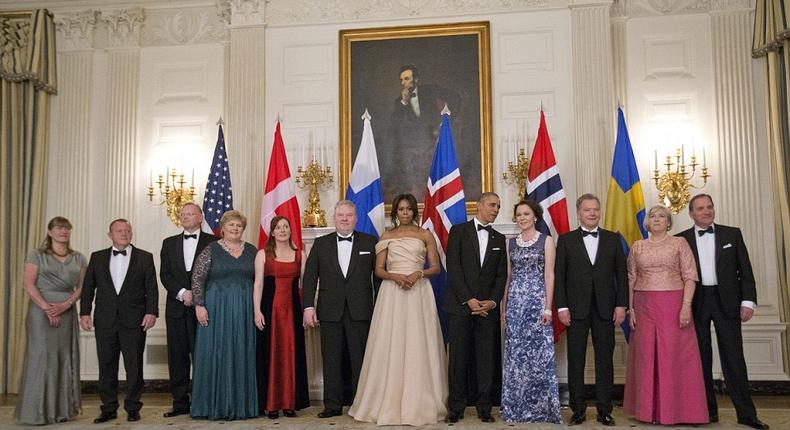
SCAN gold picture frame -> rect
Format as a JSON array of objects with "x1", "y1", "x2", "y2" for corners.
[{"x1": 339, "y1": 21, "x2": 493, "y2": 214}]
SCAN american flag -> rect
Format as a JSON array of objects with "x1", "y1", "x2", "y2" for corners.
[
  {"x1": 201, "y1": 124, "x2": 234, "y2": 236},
  {"x1": 422, "y1": 110, "x2": 467, "y2": 339},
  {"x1": 526, "y1": 109, "x2": 570, "y2": 341}
]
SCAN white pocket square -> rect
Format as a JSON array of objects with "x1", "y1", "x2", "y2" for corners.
[
  {"x1": 492, "y1": 247, "x2": 501, "y2": 251},
  {"x1": 359, "y1": 251, "x2": 371, "y2": 255},
  {"x1": 723, "y1": 243, "x2": 733, "y2": 249}
]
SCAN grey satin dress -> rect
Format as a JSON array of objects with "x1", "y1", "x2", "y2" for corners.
[{"x1": 15, "y1": 249, "x2": 85, "y2": 424}]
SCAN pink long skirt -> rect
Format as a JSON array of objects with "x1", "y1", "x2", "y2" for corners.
[{"x1": 623, "y1": 290, "x2": 709, "y2": 425}]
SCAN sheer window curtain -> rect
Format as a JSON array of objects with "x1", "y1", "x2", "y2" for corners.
[
  {"x1": 0, "y1": 9, "x2": 57, "y2": 394},
  {"x1": 754, "y1": 0, "x2": 790, "y2": 373}
]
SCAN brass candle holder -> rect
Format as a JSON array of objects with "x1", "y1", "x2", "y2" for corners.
[
  {"x1": 652, "y1": 147, "x2": 710, "y2": 214},
  {"x1": 502, "y1": 148, "x2": 531, "y2": 202},
  {"x1": 146, "y1": 168, "x2": 196, "y2": 227},
  {"x1": 295, "y1": 159, "x2": 334, "y2": 227}
]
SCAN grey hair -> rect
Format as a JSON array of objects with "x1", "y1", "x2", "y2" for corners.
[
  {"x1": 644, "y1": 204, "x2": 673, "y2": 232},
  {"x1": 335, "y1": 200, "x2": 357, "y2": 213}
]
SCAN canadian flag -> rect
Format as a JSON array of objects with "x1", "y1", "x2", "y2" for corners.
[{"x1": 259, "y1": 121, "x2": 303, "y2": 250}]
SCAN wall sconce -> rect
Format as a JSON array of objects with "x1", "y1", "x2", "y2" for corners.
[
  {"x1": 147, "y1": 168, "x2": 196, "y2": 227},
  {"x1": 652, "y1": 147, "x2": 710, "y2": 214}
]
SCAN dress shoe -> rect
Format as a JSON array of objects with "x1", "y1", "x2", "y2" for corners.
[
  {"x1": 446, "y1": 411, "x2": 462, "y2": 423},
  {"x1": 738, "y1": 417, "x2": 770, "y2": 429},
  {"x1": 127, "y1": 411, "x2": 141, "y2": 422},
  {"x1": 569, "y1": 411, "x2": 586, "y2": 426},
  {"x1": 317, "y1": 408, "x2": 342, "y2": 418},
  {"x1": 597, "y1": 412, "x2": 615, "y2": 426},
  {"x1": 709, "y1": 414, "x2": 719, "y2": 423},
  {"x1": 478, "y1": 411, "x2": 495, "y2": 423},
  {"x1": 283, "y1": 409, "x2": 296, "y2": 417},
  {"x1": 267, "y1": 410, "x2": 279, "y2": 419},
  {"x1": 163, "y1": 408, "x2": 189, "y2": 418},
  {"x1": 93, "y1": 411, "x2": 117, "y2": 423}
]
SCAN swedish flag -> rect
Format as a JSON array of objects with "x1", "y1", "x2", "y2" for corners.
[{"x1": 604, "y1": 107, "x2": 647, "y2": 342}]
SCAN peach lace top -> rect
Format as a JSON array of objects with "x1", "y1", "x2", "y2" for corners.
[{"x1": 627, "y1": 235, "x2": 698, "y2": 291}]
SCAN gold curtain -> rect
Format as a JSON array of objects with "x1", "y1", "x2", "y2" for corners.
[
  {"x1": 0, "y1": 9, "x2": 57, "y2": 394},
  {"x1": 754, "y1": 0, "x2": 790, "y2": 372}
]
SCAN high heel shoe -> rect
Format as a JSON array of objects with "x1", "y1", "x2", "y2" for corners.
[
  {"x1": 283, "y1": 409, "x2": 296, "y2": 417},
  {"x1": 267, "y1": 411, "x2": 279, "y2": 419}
]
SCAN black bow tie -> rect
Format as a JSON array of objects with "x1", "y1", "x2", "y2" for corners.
[
  {"x1": 112, "y1": 249, "x2": 127, "y2": 256},
  {"x1": 477, "y1": 224, "x2": 493, "y2": 232},
  {"x1": 337, "y1": 235, "x2": 353, "y2": 242},
  {"x1": 184, "y1": 234, "x2": 197, "y2": 240},
  {"x1": 582, "y1": 230, "x2": 598, "y2": 238},
  {"x1": 698, "y1": 226, "x2": 714, "y2": 236}
]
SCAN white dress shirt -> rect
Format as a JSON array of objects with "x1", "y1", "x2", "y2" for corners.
[
  {"x1": 473, "y1": 218, "x2": 490, "y2": 267},
  {"x1": 694, "y1": 225, "x2": 755, "y2": 310},
  {"x1": 337, "y1": 232, "x2": 353, "y2": 277},
  {"x1": 110, "y1": 246, "x2": 131, "y2": 295},
  {"x1": 401, "y1": 88, "x2": 421, "y2": 117},
  {"x1": 581, "y1": 226, "x2": 599, "y2": 265},
  {"x1": 177, "y1": 229, "x2": 200, "y2": 301}
]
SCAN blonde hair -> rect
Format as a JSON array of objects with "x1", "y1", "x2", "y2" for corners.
[
  {"x1": 40, "y1": 216, "x2": 74, "y2": 255},
  {"x1": 644, "y1": 205, "x2": 673, "y2": 231},
  {"x1": 219, "y1": 210, "x2": 247, "y2": 231}
]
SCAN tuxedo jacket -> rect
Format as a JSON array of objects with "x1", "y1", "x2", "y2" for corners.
[
  {"x1": 443, "y1": 220, "x2": 508, "y2": 318},
  {"x1": 80, "y1": 246, "x2": 159, "y2": 329},
  {"x1": 302, "y1": 231, "x2": 377, "y2": 322},
  {"x1": 677, "y1": 224, "x2": 757, "y2": 318},
  {"x1": 554, "y1": 228, "x2": 628, "y2": 320},
  {"x1": 159, "y1": 231, "x2": 217, "y2": 319}
]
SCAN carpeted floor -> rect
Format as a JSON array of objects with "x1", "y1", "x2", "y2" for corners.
[{"x1": 1, "y1": 394, "x2": 789, "y2": 429}]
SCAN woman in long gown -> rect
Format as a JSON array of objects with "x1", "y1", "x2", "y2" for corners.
[
  {"x1": 623, "y1": 205, "x2": 708, "y2": 425},
  {"x1": 349, "y1": 193, "x2": 448, "y2": 426},
  {"x1": 190, "y1": 210, "x2": 258, "y2": 420},
  {"x1": 500, "y1": 200, "x2": 562, "y2": 423},
  {"x1": 16, "y1": 217, "x2": 85, "y2": 425},
  {"x1": 253, "y1": 216, "x2": 310, "y2": 419}
]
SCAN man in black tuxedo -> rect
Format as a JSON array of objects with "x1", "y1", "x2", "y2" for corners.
[
  {"x1": 302, "y1": 200, "x2": 377, "y2": 418},
  {"x1": 444, "y1": 192, "x2": 507, "y2": 424},
  {"x1": 554, "y1": 194, "x2": 627, "y2": 427},
  {"x1": 80, "y1": 219, "x2": 158, "y2": 423},
  {"x1": 159, "y1": 203, "x2": 216, "y2": 417},
  {"x1": 678, "y1": 194, "x2": 768, "y2": 430}
]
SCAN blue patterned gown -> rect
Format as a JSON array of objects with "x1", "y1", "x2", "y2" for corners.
[{"x1": 500, "y1": 234, "x2": 562, "y2": 423}]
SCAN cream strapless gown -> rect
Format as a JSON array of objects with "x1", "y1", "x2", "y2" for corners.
[{"x1": 348, "y1": 237, "x2": 448, "y2": 426}]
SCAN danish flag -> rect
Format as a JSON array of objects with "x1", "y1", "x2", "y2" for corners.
[
  {"x1": 259, "y1": 121, "x2": 303, "y2": 250},
  {"x1": 422, "y1": 109, "x2": 467, "y2": 338}
]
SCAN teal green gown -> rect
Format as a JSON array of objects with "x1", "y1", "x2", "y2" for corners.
[{"x1": 190, "y1": 241, "x2": 258, "y2": 420}]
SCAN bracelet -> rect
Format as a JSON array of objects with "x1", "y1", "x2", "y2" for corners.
[{"x1": 543, "y1": 309, "x2": 552, "y2": 316}]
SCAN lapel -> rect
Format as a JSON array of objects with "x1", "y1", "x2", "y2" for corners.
[
  {"x1": 684, "y1": 228, "x2": 703, "y2": 278},
  {"x1": 99, "y1": 248, "x2": 114, "y2": 289},
  {"x1": 326, "y1": 233, "x2": 345, "y2": 279},
  {"x1": 714, "y1": 223, "x2": 723, "y2": 265},
  {"x1": 173, "y1": 235, "x2": 187, "y2": 274},
  {"x1": 574, "y1": 228, "x2": 594, "y2": 266},
  {"x1": 118, "y1": 247, "x2": 138, "y2": 296},
  {"x1": 345, "y1": 232, "x2": 362, "y2": 280},
  {"x1": 467, "y1": 221, "x2": 481, "y2": 267}
]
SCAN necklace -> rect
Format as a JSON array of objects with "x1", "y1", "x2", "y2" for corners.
[
  {"x1": 51, "y1": 248, "x2": 69, "y2": 258},
  {"x1": 220, "y1": 239, "x2": 243, "y2": 254},
  {"x1": 516, "y1": 231, "x2": 540, "y2": 247},
  {"x1": 648, "y1": 234, "x2": 669, "y2": 243}
]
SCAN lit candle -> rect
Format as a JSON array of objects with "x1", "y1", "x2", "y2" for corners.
[
  {"x1": 654, "y1": 150, "x2": 658, "y2": 171},
  {"x1": 681, "y1": 144, "x2": 685, "y2": 162},
  {"x1": 191, "y1": 168, "x2": 195, "y2": 187},
  {"x1": 703, "y1": 148, "x2": 707, "y2": 167},
  {"x1": 149, "y1": 170, "x2": 152, "y2": 186},
  {"x1": 165, "y1": 166, "x2": 169, "y2": 185}
]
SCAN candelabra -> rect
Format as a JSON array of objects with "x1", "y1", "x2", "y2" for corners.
[
  {"x1": 146, "y1": 168, "x2": 196, "y2": 227},
  {"x1": 296, "y1": 159, "x2": 334, "y2": 227},
  {"x1": 652, "y1": 147, "x2": 710, "y2": 214},
  {"x1": 501, "y1": 148, "x2": 531, "y2": 202}
]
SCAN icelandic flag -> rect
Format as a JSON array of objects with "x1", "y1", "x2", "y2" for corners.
[
  {"x1": 526, "y1": 109, "x2": 570, "y2": 342},
  {"x1": 346, "y1": 109, "x2": 385, "y2": 238},
  {"x1": 604, "y1": 107, "x2": 647, "y2": 342},
  {"x1": 201, "y1": 124, "x2": 234, "y2": 236},
  {"x1": 259, "y1": 121, "x2": 303, "y2": 250},
  {"x1": 422, "y1": 107, "x2": 467, "y2": 340}
]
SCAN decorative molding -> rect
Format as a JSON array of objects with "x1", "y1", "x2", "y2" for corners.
[
  {"x1": 154, "y1": 63, "x2": 209, "y2": 103},
  {"x1": 283, "y1": 44, "x2": 332, "y2": 84},
  {"x1": 142, "y1": 7, "x2": 228, "y2": 46},
  {"x1": 643, "y1": 35, "x2": 694, "y2": 80},
  {"x1": 101, "y1": 8, "x2": 144, "y2": 48},
  {"x1": 645, "y1": 96, "x2": 693, "y2": 121},
  {"x1": 499, "y1": 90, "x2": 555, "y2": 119},
  {"x1": 216, "y1": 0, "x2": 265, "y2": 27},
  {"x1": 281, "y1": 101, "x2": 334, "y2": 128},
  {"x1": 54, "y1": 10, "x2": 98, "y2": 51},
  {"x1": 499, "y1": 30, "x2": 555, "y2": 72},
  {"x1": 709, "y1": 0, "x2": 753, "y2": 12},
  {"x1": 621, "y1": 0, "x2": 720, "y2": 17}
]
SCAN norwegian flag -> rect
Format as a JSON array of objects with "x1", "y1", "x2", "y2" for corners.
[
  {"x1": 258, "y1": 121, "x2": 303, "y2": 250},
  {"x1": 201, "y1": 124, "x2": 234, "y2": 236},
  {"x1": 422, "y1": 110, "x2": 467, "y2": 339},
  {"x1": 526, "y1": 109, "x2": 570, "y2": 342}
]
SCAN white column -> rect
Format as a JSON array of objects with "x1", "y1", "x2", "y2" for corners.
[
  {"x1": 51, "y1": 10, "x2": 97, "y2": 252},
  {"x1": 570, "y1": 0, "x2": 616, "y2": 200},
  {"x1": 101, "y1": 8, "x2": 144, "y2": 221},
  {"x1": 610, "y1": 2, "x2": 627, "y2": 108},
  {"x1": 223, "y1": 0, "x2": 266, "y2": 241}
]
